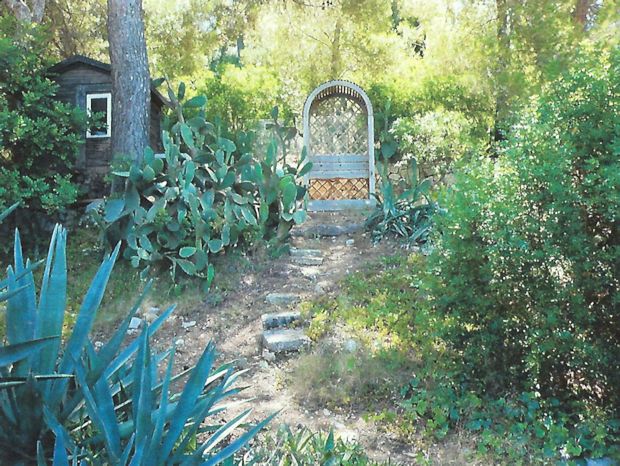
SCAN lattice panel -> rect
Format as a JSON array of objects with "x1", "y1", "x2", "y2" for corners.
[
  {"x1": 309, "y1": 96, "x2": 367, "y2": 156},
  {"x1": 309, "y1": 178, "x2": 369, "y2": 200}
]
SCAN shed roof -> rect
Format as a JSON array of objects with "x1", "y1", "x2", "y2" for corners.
[{"x1": 49, "y1": 54, "x2": 167, "y2": 107}]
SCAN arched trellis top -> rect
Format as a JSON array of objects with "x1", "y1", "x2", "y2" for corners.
[{"x1": 303, "y1": 80, "x2": 375, "y2": 211}]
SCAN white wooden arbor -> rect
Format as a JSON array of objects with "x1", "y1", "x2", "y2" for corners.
[{"x1": 303, "y1": 80, "x2": 375, "y2": 211}]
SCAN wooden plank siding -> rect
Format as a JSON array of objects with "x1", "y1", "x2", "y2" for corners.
[{"x1": 50, "y1": 56, "x2": 165, "y2": 197}]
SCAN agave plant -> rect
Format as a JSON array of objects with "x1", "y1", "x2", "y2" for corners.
[
  {"x1": 366, "y1": 158, "x2": 439, "y2": 244},
  {"x1": 0, "y1": 219, "x2": 273, "y2": 465}
]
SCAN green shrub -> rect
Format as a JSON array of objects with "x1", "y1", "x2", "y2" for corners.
[
  {"x1": 420, "y1": 47, "x2": 620, "y2": 456},
  {"x1": 89, "y1": 83, "x2": 311, "y2": 289},
  {"x1": 200, "y1": 63, "x2": 292, "y2": 135},
  {"x1": 0, "y1": 215, "x2": 272, "y2": 464},
  {"x1": 0, "y1": 18, "x2": 84, "y2": 215},
  {"x1": 390, "y1": 109, "x2": 478, "y2": 181}
]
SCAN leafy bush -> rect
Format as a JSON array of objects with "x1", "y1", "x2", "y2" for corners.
[
  {"x1": 0, "y1": 18, "x2": 84, "y2": 215},
  {"x1": 390, "y1": 109, "x2": 477, "y2": 181},
  {"x1": 366, "y1": 158, "x2": 439, "y2": 244},
  {"x1": 89, "y1": 83, "x2": 311, "y2": 288},
  {"x1": 420, "y1": 48, "x2": 620, "y2": 456},
  {"x1": 200, "y1": 63, "x2": 293, "y2": 135},
  {"x1": 307, "y1": 249, "x2": 619, "y2": 462},
  {"x1": 0, "y1": 213, "x2": 272, "y2": 464}
]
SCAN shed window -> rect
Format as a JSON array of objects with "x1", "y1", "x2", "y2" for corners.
[{"x1": 86, "y1": 93, "x2": 111, "y2": 138}]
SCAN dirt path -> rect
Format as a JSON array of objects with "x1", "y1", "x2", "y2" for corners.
[{"x1": 116, "y1": 212, "x2": 415, "y2": 464}]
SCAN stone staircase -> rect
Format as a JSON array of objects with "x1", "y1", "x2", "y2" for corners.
[
  {"x1": 260, "y1": 247, "x2": 327, "y2": 358},
  {"x1": 259, "y1": 211, "x2": 370, "y2": 358}
]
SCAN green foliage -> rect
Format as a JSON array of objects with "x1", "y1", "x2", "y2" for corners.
[
  {"x1": 390, "y1": 109, "x2": 479, "y2": 181},
  {"x1": 245, "y1": 426, "x2": 388, "y2": 465},
  {"x1": 263, "y1": 105, "x2": 298, "y2": 166},
  {"x1": 199, "y1": 63, "x2": 291, "y2": 135},
  {"x1": 339, "y1": 255, "x2": 423, "y2": 343},
  {"x1": 397, "y1": 374, "x2": 620, "y2": 462},
  {"x1": 291, "y1": 344, "x2": 413, "y2": 411},
  {"x1": 308, "y1": 250, "x2": 620, "y2": 462},
  {"x1": 89, "y1": 84, "x2": 311, "y2": 287},
  {"x1": 411, "y1": 48, "x2": 620, "y2": 459},
  {"x1": 366, "y1": 158, "x2": 439, "y2": 244},
  {"x1": 0, "y1": 218, "x2": 271, "y2": 464},
  {"x1": 0, "y1": 18, "x2": 84, "y2": 214},
  {"x1": 425, "y1": 48, "x2": 620, "y2": 404}
]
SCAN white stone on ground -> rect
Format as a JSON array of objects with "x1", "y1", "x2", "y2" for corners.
[
  {"x1": 181, "y1": 320, "x2": 197, "y2": 329},
  {"x1": 129, "y1": 317, "x2": 142, "y2": 330}
]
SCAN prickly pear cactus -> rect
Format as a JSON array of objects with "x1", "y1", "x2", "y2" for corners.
[{"x1": 89, "y1": 82, "x2": 312, "y2": 290}]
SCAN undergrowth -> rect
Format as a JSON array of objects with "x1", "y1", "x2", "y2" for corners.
[{"x1": 295, "y1": 254, "x2": 620, "y2": 464}]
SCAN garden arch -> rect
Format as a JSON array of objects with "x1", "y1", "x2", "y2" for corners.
[{"x1": 303, "y1": 80, "x2": 375, "y2": 211}]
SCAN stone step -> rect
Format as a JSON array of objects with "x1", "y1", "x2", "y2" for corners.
[
  {"x1": 265, "y1": 292, "x2": 300, "y2": 306},
  {"x1": 292, "y1": 223, "x2": 363, "y2": 238},
  {"x1": 300, "y1": 267, "x2": 320, "y2": 281},
  {"x1": 290, "y1": 247, "x2": 322, "y2": 258},
  {"x1": 262, "y1": 328, "x2": 311, "y2": 353},
  {"x1": 261, "y1": 311, "x2": 301, "y2": 330},
  {"x1": 292, "y1": 256, "x2": 324, "y2": 266}
]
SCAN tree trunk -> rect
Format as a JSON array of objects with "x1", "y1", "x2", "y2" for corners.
[
  {"x1": 329, "y1": 18, "x2": 343, "y2": 79},
  {"x1": 493, "y1": 0, "x2": 510, "y2": 147},
  {"x1": 3, "y1": 0, "x2": 45, "y2": 23},
  {"x1": 107, "y1": 0, "x2": 150, "y2": 192},
  {"x1": 573, "y1": 0, "x2": 593, "y2": 30}
]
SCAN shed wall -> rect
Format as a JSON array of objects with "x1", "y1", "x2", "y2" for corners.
[{"x1": 53, "y1": 63, "x2": 164, "y2": 197}]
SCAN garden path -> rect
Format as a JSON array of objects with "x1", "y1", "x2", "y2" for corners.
[{"x1": 139, "y1": 212, "x2": 418, "y2": 463}]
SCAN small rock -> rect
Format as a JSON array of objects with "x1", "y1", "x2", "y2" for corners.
[
  {"x1": 94, "y1": 341, "x2": 104, "y2": 349},
  {"x1": 182, "y1": 320, "x2": 197, "y2": 329},
  {"x1": 345, "y1": 239, "x2": 355, "y2": 246},
  {"x1": 343, "y1": 339, "x2": 358, "y2": 353},
  {"x1": 174, "y1": 338, "x2": 185, "y2": 347},
  {"x1": 323, "y1": 408, "x2": 332, "y2": 416},
  {"x1": 262, "y1": 349, "x2": 276, "y2": 362},
  {"x1": 259, "y1": 360, "x2": 269, "y2": 370},
  {"x1": 265, "y1": 293, "x2": 300, "y2": 306},
  {"x1": 292, "y1": 256, "x2": 324, "y2": 266},
  {"x1": 129, "y1": 317, "x2": 142, "y2": 330},
  {"x1": 339, "y1": 430, "x2": 359, "y2": 443},
  {"x1": 236, "y1": 357, "x2": 249, "y2": 369}
]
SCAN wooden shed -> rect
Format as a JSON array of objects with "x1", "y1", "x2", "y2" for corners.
[{"x1": 49, "y1": 55, "x2": 166, "y2": 196}]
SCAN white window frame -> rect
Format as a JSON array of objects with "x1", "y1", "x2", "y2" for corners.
[{"x1": 86, "y1": 92, "x2": 112, "y2": 138}]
